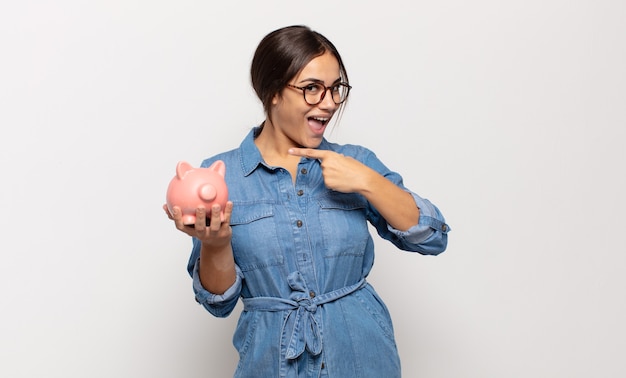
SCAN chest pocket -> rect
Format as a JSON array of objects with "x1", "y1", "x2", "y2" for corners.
[
  {"x1": 317, "y1": 193, "x2": 370, "y2": 258},
  {"x1": 230, "y1": 202, "x2": 284, "y2": 272}
]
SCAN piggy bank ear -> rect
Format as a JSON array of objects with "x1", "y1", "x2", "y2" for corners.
[
  {"x1": 176, "y1": 161, "x2": 194, "y2": 179},
  {"x1": 208, "y1": 160, "x2": 226, "y2": 177}
]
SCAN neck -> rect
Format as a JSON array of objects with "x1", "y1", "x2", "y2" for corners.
[{"x1": 255, "y1": 119, "x2": 294, "y2": 159}]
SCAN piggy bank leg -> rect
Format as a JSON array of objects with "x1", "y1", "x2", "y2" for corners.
[{"x1": 181, "y1": 214, "x2": 196, "y2": 225}]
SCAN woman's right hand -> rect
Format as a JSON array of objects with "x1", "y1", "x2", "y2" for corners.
[{"x1": 163, "y1": 202, "x2": 234, "y2": 250}]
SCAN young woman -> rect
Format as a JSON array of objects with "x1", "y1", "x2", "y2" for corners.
[{"x1": 164, "y1": 25, "x2": 450, "y2": 378}]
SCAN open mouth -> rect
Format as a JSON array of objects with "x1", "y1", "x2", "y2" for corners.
[{"x1": 308, "y1": 116, "x2": 330, "y2": 128}]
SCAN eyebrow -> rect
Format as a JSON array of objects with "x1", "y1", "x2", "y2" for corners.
[{"x1": 297, "y1": 77, "x2": 343, "y2": 85}]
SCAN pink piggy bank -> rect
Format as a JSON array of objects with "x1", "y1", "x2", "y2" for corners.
[{"x1": 166, "y1": 160, "x2": 228, "y2": 225}]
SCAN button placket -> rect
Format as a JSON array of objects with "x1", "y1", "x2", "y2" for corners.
[{"x1": 292, "y1": 159, "x2": 320, "y2": 308}]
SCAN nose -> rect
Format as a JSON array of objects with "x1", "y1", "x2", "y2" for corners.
[{"x1": 318, "y1": 88, "x2": 337, "y2": 109}]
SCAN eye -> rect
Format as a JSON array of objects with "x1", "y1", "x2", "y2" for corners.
[{"x1": 304, "y1": 84, "x2": 323, "y2": 94}]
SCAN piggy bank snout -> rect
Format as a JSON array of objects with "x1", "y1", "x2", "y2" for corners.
[{"x1": 198, "y1": 184, "x2": 217, "y2": 202}]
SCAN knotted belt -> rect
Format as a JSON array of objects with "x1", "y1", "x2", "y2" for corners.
[{"x1": 242, "y1": 271, "x2": 367, "y2": 360}]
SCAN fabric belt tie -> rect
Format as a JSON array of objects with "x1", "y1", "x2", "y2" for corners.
[{"x1": 242, "y1": 272, "x2": 367, "y2": 360}]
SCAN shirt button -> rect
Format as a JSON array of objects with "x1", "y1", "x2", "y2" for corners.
[
  {"x1": 296, "y1": 220, "x2": 303, "y2": 227},
  {"x1": 300, "y1": 168, "x2": 308, "y2": 174},
  {"x1": 309, "y1": 291, "x2": 316, "y2": 298},
  {"x1": 297, "y1": 189, "x2": 304, "y2": 196},
  {"x1": 442, "y1": 224, "x2": 448, "y2": 232}
]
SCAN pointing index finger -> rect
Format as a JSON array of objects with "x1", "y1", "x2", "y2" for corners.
[{"x1": 288, "y1": 148, "x2": 329, "y2": 160}]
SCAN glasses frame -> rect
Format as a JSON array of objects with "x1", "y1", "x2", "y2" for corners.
[{"x1": 286, "y1": 82, "x2": 352, "y2": 105}]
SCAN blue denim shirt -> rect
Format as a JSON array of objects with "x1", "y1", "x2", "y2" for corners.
[{"x1": 188, "y1": 127, "x2": 449, "y2": 378}]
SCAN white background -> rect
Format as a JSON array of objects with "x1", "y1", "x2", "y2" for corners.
[{"x1": 1, "y1": 1, "x2": 624, "y2": 377}]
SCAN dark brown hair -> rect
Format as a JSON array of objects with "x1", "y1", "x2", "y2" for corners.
[{"x1": 250, "y1": 25, "x2": 350, "y2": 117}]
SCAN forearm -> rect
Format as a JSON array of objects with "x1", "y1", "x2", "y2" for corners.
[
  {"x1": 198, "y1": 243, "x2": 237, "y2": 295},
  {"x1": 359, "y1": 170, "x2": 420, "y2": 231}
]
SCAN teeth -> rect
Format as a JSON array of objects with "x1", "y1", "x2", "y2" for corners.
[{"x1": 312, "y1": 117, "x2": 328, "y2": 123}]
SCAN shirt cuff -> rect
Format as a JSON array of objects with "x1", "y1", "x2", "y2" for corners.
[
  {"x1": 192, "y1": 258, "x2": 243, "y2": 305},
  {"x1": 387, "y1": 192, "x2": 450, "y2": 244}
]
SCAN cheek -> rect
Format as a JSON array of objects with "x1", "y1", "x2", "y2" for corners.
[{"x1": 279, "y1": 103, "x2": 307, "y2": 123}]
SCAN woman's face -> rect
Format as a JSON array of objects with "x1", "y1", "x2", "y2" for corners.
[{"x1": 270, "y1": 51, "x2": 341, "y2": 149}]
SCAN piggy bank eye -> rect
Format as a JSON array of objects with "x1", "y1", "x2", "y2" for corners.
[{"x1": 198, "y1": 184, "x2": 217, "y2": 201}]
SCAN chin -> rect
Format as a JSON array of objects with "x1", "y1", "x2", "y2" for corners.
[{"x1": 301, "y1": 138, "x2": 323, "y2": 149}]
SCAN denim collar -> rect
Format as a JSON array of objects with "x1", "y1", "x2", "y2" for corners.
[{"x1": 238, "y1": 126, "x2": 332, "y2": 177}]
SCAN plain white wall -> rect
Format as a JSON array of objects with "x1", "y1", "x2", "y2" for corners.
[{"x1": 1, "y1": 1, "x2": 624, "y2": 377}]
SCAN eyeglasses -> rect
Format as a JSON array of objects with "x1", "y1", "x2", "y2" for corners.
[{"x1": 286, "y1": 82, "x2": 352, "y2": 105}]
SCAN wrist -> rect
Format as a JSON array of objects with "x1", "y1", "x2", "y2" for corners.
[{"x1": 200, "y1": 243, "x2": 233, "y2": 267}]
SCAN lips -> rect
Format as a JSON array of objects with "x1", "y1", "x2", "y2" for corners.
[
  {"x1": 310, "y1": 116, "x2": 329, "y2": 124},
  {"x1": 307, "y1": 116, "x2": 328, "y2": 135}
]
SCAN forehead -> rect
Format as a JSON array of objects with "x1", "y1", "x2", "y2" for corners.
[{"x1": 294, "y1": 52, "x2": 340, "y2": 82}]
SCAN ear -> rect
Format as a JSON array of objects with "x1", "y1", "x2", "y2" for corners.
[
  {"x1": 272, "y1": 91, "x2": 281, "y2": 105},
  {"x1": 208, "y1": 160, "x2": 226, "y2": 177},
  {"x1": 175, "y1": 161, "x2": 194, "y2": 179}
]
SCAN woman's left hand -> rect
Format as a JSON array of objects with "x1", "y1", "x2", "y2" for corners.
[
  {"x1": 288, "y1": 147, "x2": 373, "y2": 194},
  {"x1": 289, "y1": 147, "x2": 420, "y2": 231}
]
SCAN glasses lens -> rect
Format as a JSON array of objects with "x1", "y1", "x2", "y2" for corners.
[
  {"x1": 304, "y1": 84, "x2": 324, "y2": 105},
  {"x1": 303, "y1": 83, "x2": 350, "y2": 105},
  {"x1": 332, "y1": 84, "x2": 350, "y2": 104}
]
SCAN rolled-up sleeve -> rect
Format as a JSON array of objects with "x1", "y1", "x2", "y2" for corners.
[
  {"x1": 358, "y1": 146, "x2": 449, "y2": 255},
  {"x1": 191, "y1": 259, "x2": 243, "y2": 317},
  {"x1": 187, "y1": 238, "x2": 244, "y2": 318},
  {"x1": 386, "y1": 192, "x2": 450, "y2": 255}
]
